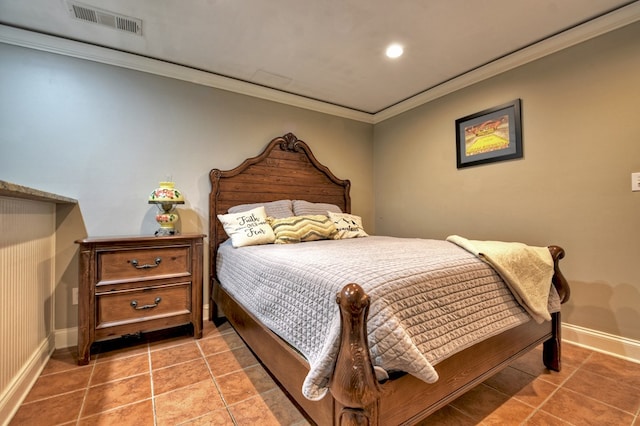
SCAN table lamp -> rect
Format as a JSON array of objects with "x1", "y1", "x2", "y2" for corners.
[{"x1": 148, "y1": 181, "x2": 185, "y2": 235}]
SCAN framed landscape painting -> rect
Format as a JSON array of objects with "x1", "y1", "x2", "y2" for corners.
[{"x1": 455, "y1": 99, "x2": 522, "y2": 168}]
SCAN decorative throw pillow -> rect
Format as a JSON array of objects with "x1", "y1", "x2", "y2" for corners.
[
  {"x1": 217, "y1": 206, "x2": 275, "y2": 247},
  {"x1": 269, "y1": 215, "x2": 338, "y2": 244},
  {"x1": 292, "y1": 200, "x2": 342, "y2": 216},
  {"x1": 228, "y1": 199, "x2": 293, "y2": 219},
  {"x1": 328, "y1": 212, "x2": 369, "y2": 239}
]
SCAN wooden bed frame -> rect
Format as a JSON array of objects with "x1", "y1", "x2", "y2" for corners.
[{"x1": 208, "y1": 132, "x2": 570, "y2": 425}]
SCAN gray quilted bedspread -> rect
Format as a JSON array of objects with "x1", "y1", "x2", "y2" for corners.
[{"x1": 216, "y1": 236, "x2": 560, "y2": 400}]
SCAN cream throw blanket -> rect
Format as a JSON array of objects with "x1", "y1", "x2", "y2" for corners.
[{"x1": 446, "y1": 235, "x2": 554, "y2": 323}]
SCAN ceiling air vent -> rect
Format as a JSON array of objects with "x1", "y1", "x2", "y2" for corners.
[{"x1": 67, "y1": 1, "x2": 142, "y2": 35}]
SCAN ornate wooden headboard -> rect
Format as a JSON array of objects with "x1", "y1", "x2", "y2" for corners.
[{"x1": 208, "y1": 132, "x2": 351, "y2": 281}]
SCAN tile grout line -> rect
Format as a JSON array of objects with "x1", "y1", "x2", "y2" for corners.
[
  {"x1": 148, "y1": 335, "x2": 197, "y2": 354},
  {"x1": 196, "y1": 338, "x2": 239, "y2": 426},
  {"x1": 557, "y1": 353, "x2": 640, "y2": 419},
  {"x1": 151, "y1": 354, "x2": 208, "y2": 372},
  {"x1": 75, "y1": 346, "x2": 154, "y2": 422},
  {"x1": 74, "y1": 398, "x2": 155, "y2": 423},
  {"x1": 75, "y1": 356, "x2": 98, "y2": 425},
  {"x1": 147, "y1": 341, "x2": 159, "y2": 426},
  {"x1": 517, "y1": 351, "x2": 591, "y2": 425},
  {"x1": 518, "y1": 350, "x2": 640, "y2": 424},
  {"x1": 550, "y1": 386, "x2": 640, "y2": 423}
]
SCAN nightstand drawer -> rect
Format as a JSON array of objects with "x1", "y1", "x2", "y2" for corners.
[
  {"x1": 76, "y1": 234, "x2": 204, "y2": 365},
  {"x1": 96, "y1": 283, "x2": 191, "y2": 328},
  {"x1": 98, "y1": 246, "x2": 190, "y2": 283}
]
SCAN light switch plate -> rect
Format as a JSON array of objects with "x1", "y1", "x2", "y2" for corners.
[{"x1": 632, "y1": 172, "x2": 640, "y2": 192}]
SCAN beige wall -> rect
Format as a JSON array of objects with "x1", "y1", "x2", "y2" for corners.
[
  {"x1": 373, "y1": 22, "x2": 640, "y2": 341},
  {"x1": 0, "y1": 43, "x2": 374, "y2": 330},
  {"x1": 1, "y1": 21, "x2": 639, "y2": 343}
]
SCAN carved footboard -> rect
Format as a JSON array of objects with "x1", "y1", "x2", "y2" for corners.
[{"x1": 329, "y1": 245, "x2": 570, "y2": 426}]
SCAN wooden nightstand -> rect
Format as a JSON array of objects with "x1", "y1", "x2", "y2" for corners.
[{"x1": 75, "y1": 234, "x2": 205, "y2": 365}]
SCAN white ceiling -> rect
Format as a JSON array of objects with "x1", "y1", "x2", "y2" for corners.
[{"x1": 0, "y1": 0, "x2": 638, "y2": 118}]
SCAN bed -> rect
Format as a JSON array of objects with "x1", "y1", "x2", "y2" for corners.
[{"x1": 208, "y1": 132, "x2": 570, "y2": 425}]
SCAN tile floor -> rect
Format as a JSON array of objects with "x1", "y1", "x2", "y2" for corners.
[{"x1": 9, "y1": 320, "x2": 640, "y2": 426}]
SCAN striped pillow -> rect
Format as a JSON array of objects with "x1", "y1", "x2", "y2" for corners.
[
  {"x1": 269, "y1": 215, "x2": 337, "y2": 244},
  {"x1": 228, "y1": 199, "x2": 293, "y2": 219},
  {"x1": 292, "y1": 200, "x2": 342, "y2": 216}
]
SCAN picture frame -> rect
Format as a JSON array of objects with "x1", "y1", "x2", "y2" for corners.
[{"x1": 455, "y1": 99, "x2": 522, "y2": 168}]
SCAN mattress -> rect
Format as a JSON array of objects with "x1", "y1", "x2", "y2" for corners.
[{"x1": 216, "y1": 236, "x2": 560, "y2": 400}]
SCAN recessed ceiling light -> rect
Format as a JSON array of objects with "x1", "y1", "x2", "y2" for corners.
[{"x1": 386, "y1": 44, "x2": 404, "y2": 59}]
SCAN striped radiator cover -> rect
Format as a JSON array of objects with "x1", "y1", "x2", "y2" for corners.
[{"x1": 0, "y1": 197, "x2": 56, "y2": 422}]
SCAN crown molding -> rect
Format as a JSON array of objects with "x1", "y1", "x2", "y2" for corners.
[
  {"x1": 1, "y1": 1, "x2": 639, "y2": 125},
  {"x1": 0, "y1": 24, "x2": 374, "y2": 124},
  {"x1": 372, "y1": 1, "x2": 640, "y2": 123}
]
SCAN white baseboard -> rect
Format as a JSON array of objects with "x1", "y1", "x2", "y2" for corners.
[
  {"x1": 54, "y1": 327, "x2": 78, "y2": 349},
  {"x1": 55, "y1": 304, "x2": 211, "y2": 349},
  {"x1": 0, "y1": 334, "x2": 55, "y2": 426},
  {"x1": 562, "y1": 323, "x2": 640, "y2": 364}
]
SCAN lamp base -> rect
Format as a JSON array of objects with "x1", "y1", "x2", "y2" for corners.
[
  {"x1": 153, "y1": 208, "x2": 180, "y2": 236},
  {"x1": 154, "y1": 227, "x2": 179, "y2": 236}
]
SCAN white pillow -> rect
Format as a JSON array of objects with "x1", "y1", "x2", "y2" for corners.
[
  {"x1": 217, "y1": 206, "x2": 275, "y2": 247},
  {"x1": 328, "y1": 212, "x2": 369, "y2": 239}
]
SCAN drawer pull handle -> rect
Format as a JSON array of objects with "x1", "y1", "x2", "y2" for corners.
[
  {"x1": 130, "y1": 297, "x2": 162, "y2": 310},
  {"x1": 130, "y1": 258, "x2": 162, "y2": 269}
]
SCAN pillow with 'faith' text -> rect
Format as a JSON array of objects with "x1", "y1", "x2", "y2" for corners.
[{"x1": 217, "y1": 206, "x2": 275, "y2": 247}]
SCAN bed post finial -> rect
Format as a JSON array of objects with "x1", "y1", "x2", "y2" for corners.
[
  {"x1": 548, "y1": 245, "x2": 569, "y2": 303},
  {"x1": 330, "y1": 283, "x2": 380, "y2": 425},
  {"x1": 544, "y1": 245, "x2": 569, "y2": 372}
]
